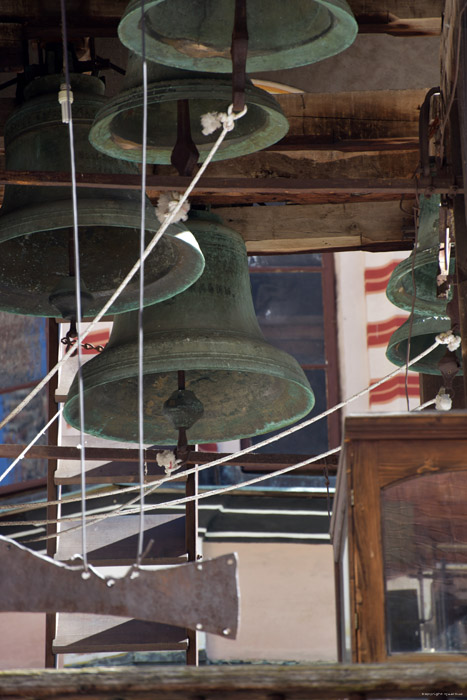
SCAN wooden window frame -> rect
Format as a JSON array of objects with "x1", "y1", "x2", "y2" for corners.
[{"x1": 334, "y1": 413, "x2": 467, "y2": 663}]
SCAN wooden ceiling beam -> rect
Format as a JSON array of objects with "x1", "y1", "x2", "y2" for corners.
[
  {"x1": 0, "y1": 170, "x2": 459, "y2": 198},
  {"x1": 216, "y1": 201, "x2": 416, "y2": 254}
]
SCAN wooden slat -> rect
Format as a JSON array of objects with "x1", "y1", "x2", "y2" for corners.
[
  {"x1": 0, "y1": 170, "x2": 461, "y2": 205},
  {"x1": 56, "y1": 514, "x2": 187, "y2": 565},
  {"x1": 275, "y1": 90, "x2": 424, "y2": 137},
  {"x1": 216, "y1": 201, "x2": 415, "y2": 254},
  {"x1": 1, "y1": 662, "x2": 467, "y2": 700},
  {"x1": 53, "y1": 614, "x2": 187, "y2": 654}
]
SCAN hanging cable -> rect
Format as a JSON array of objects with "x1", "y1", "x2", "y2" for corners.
[
  {"x1": 136, "y1": 0, "x2": 148, "y2": 567},
  {"x1": 59, "y1": 0, "x2": 88, "y2": 574}
]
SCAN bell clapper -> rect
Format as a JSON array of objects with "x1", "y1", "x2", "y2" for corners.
[
  {"x1": 162, "y1": 370, "x2": 204, "y2": 465},
  {"x1": 171, "y1": 99, "x2": 199, "y2": 177}
]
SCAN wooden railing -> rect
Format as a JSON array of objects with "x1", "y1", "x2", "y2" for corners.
[{"x1": 1, "y1": 663, "x2": 467, "y2": 699}]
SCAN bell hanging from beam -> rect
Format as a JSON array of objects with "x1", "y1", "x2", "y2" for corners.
[
  {"x1": 386, "y1": 313, "x2": 463, "y2": 376},
  {"x1": 118, "y1": 0, "x2": 358, "y2": 74},
  {"x1": 89, "y1": 52, "x2": 289, "y2": 166},
  {"x1": 386, "y1": 195, "x2": 455, "y2": 316},
  {"x1": 0, "y1": 73, "x2": 205, "y2": 318},
  {"x1": 64, "y1": 210, "x2": 315, "y2": 445}
]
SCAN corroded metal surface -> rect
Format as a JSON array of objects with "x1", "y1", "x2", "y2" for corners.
[
  {"x1": 0, "y1": 73, "x2": 204, "y2": 316},
  {"x1": 64, "y1": 211, "x2": 315, "y2": 444},
  {"x1": 386, "y1": 314, "x2": 463, "y2": 375},
  {"x1": 89, "y1": 53, "x2": 289, "y2": 164},
  {"x1": 386, "y1": 194, "x2": 456, "y2": 315},
  {"x1": 119, "y1": 0, "x2": 358, "y2": 73},
  {"x1": 0, "y1": 536, "x2": 239, "y2": 638}
]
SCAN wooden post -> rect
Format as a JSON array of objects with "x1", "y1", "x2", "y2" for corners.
[
  {"x1": 45, "y1": 318, "x2": 59, "y2": 668},
  {"x1": 449, "y1": 3, "x2": 467, "y2": 402},
  {"x1": 185, "y1": 467, "x2": 199, "y2": 666}
]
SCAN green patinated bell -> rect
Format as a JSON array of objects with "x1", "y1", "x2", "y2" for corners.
[
  {"x1": 0, "y1": 73, "x2": 204, "y2": 317},
  {"x1": 386, "y1": 314, "x2": 463, "y2": 376},
  {"x1": 64, "y1": 211, "x2": 315, "y2": 445},
  {"x1": 118, "y1": 0, "x2": 358, "y2": 73},
  {"x1": 89, "y1": 53, "x2": 289, "y2": 164},
  {"x1": 386, "y1": 195, "x2": 455, "y2": 316}
]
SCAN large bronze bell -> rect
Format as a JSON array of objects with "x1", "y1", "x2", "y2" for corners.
[
  {"x1": 386, "y1": 195, "x2": 455, "y2": 316},
  {"x1": 64, "y1": 211, "x2": 315, "y2": 445},
  {"x1": 89, "y1": 53, "x2": 289, "y2": 165},
  {"x1": 386, "y1": 313, "x2": 463, "y2": 376},
  {"x1": 0, "y1": 73, "x2": 204, "y2": 317},
  {"x1": 118, "y1": 0, "x2": 358, "y2": 74}
]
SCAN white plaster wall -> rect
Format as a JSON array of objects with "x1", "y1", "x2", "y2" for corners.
[
  {"x1": 0, "y1": 613, "x2": 45, "y2": 669},
  {"x1": 334, "y1": 251, "x2": 370, "y2": 415},
  {"x1": 204, "y1": 541, "x2": 337, "y2": 662}
]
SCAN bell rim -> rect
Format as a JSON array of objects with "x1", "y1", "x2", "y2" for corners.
[
  {"x1": 385, "y1": 314, "x2": 463, "y2": 376},
  {"x1": 64, "y1": 338, "x2": 316, "y2": 445},
  {"x1": 386, "y1": 247, "x2": 454, "y2": 316},
  {"x1": 0, "y1": 198, "x2": 164, "y2": 242},
  {"x1": 0, "y1": 220, "x2": 205, "y2": 317},
  {"x1": 88, "y1": 78, "x2": 289, "y2": 164},
  {"x1": 65, "y1": 330, "x2": 315, "y2": 391},
  {"x1": 118, "y1": 0, "x2": 358, "y2": 73}
]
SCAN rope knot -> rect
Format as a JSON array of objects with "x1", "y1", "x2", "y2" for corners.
[
  {"x1": 155, "y1": 192, "x2": 190, "y2": 224},
  {"x1": 156, "y1": 449, "x2": 183, "y2": 476},
  {"x1": 200, "y1": 103, "x2": 248, "y2": 135},
  {"x1": 435, "y1": 386, "x2": 452, "y2": 411},
  {"x1": 436, "y1": 331, "x2": 461, "y2": 352}
]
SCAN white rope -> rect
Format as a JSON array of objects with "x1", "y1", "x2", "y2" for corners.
[
  {"x1": 0, "y1": 407, "x2": 63, "y2": 485},
  {"x1": 0, "y1": 107, "x2": 248, "y2": 434}
]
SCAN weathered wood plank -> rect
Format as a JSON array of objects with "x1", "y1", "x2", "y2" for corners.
[
  {"x1": 216, "y1": 201, "x2": 415, "y2": 254},
  {"x1": 0, "y1": 663, "x2": 466, "y2": 700},
  {"x1": 0, "y1": 170, "x2": 460, "y2": 201},
  {"x1": 275, "y1": 90, "x2": 424, "y2": 139},
  {"x1": 356, "y1": 16, "x2": 441, "y2": 35},
  {"x1": 350, "y1": 1, "x2": 443, "y2": 17},
  {"x1": 53, "y1": 614, "x2": 187, "y2": 654}
]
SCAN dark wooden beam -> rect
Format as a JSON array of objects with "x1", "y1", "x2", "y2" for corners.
[
  {"x1": 0, "y1": 444, "x2": 338, "y2": 474},
  {"x1": 0, "y1": 170, "x2": 461, "y2": 204}
]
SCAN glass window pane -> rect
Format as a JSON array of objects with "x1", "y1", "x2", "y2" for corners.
[
  {"x1": 382, "y1": 470, "x2": 467, "y2": 655},
  {"x1": 250, "y1": 272, "x2": 325, "y2": 364}
]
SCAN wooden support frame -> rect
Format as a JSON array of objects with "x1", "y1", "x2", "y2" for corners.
[{"x1": 0, "y1": 444, "x2": 338, "y2": 478}]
